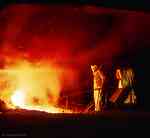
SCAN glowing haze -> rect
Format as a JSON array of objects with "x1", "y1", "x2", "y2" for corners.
[{"x1": 0, "y1": 5, "x2": 149, "y2": 113}]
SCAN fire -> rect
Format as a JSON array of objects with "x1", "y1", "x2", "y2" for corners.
[
  {"x1": 11, "y1": 89, "x2": 25, "y2": 107},
  {"x1": 10, "y1": 89, "x2": 72, "y2": 113},
  {"x1": 0, "y1": 60, "x2": 74, "y2": 113}
]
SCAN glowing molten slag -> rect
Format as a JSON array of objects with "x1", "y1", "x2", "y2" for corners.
[{"x1": 11, "y1": 89, "x2": 25, "y2": 107}]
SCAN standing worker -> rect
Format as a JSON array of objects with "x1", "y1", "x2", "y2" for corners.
[
  {"x1": 91, "y1": 65, "x2": 105, "y2": 112},
  {"x1": 109, "y1": 68, "x2": 137, "y2": 105},
  {"x1": 123, "y1": 68, "x2": 137, "y2": 104}
]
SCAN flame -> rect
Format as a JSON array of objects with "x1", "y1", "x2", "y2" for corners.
[
  {"x1": 0, "y1": 60, "x2": 74, "y2": 113},
  {"x1": 11, "y1": 89, "x2": 25, "y2": 107},
  {"x1": 9, "y1": 89, "x2": 72, "y2": 113}
]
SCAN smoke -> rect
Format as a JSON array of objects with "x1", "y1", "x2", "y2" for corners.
[{"x1": 0, "y1": 5, "x2": 149, "y2": 104}]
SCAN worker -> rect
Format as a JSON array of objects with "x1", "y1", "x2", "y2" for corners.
[{"x1": 91, "y1": 65, "x2": 105, "y2": 112}]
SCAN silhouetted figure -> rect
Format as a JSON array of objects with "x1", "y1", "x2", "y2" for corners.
[
  {"x1": 109, "y1": 68, "x2": 137, "y2": 108},
  {"x1": 91, "y1": 65, "x2": 105, "y2": 112}
]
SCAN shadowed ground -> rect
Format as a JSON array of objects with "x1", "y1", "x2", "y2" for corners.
[{"x1": 0, "y1": 109, "x2": 150, "y2": 137}]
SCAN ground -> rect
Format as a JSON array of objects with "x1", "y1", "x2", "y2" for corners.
[{"x1": 0, "y1": 109, "x2": 150, "y2": 137}]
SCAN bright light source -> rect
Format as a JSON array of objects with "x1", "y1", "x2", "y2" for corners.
[{"x1": 11, "y1": 90, "x2": 25, "y2": 107}]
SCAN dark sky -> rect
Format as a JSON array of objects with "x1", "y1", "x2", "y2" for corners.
[{"x1": 0, "y1": 5, "x2": 150, "y2": 108}]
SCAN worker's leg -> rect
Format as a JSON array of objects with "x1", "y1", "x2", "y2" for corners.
[
  {"x1": 99, "y1": 89, "x2": 103, "y2": 111},
  {"x1": 94, "y1": 90, "x2": 99, "y2": 111}
]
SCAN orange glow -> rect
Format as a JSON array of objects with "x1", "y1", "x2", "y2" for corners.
[
  {"x1": 0, "y1": 60, "x2": 74, "y2": 113},
  {"x1": 116, "y1": 69, "x2": 122, "y2": 80},
  {"x1": 115, "y1": 69, "x2": 123, "y2": 88}
]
